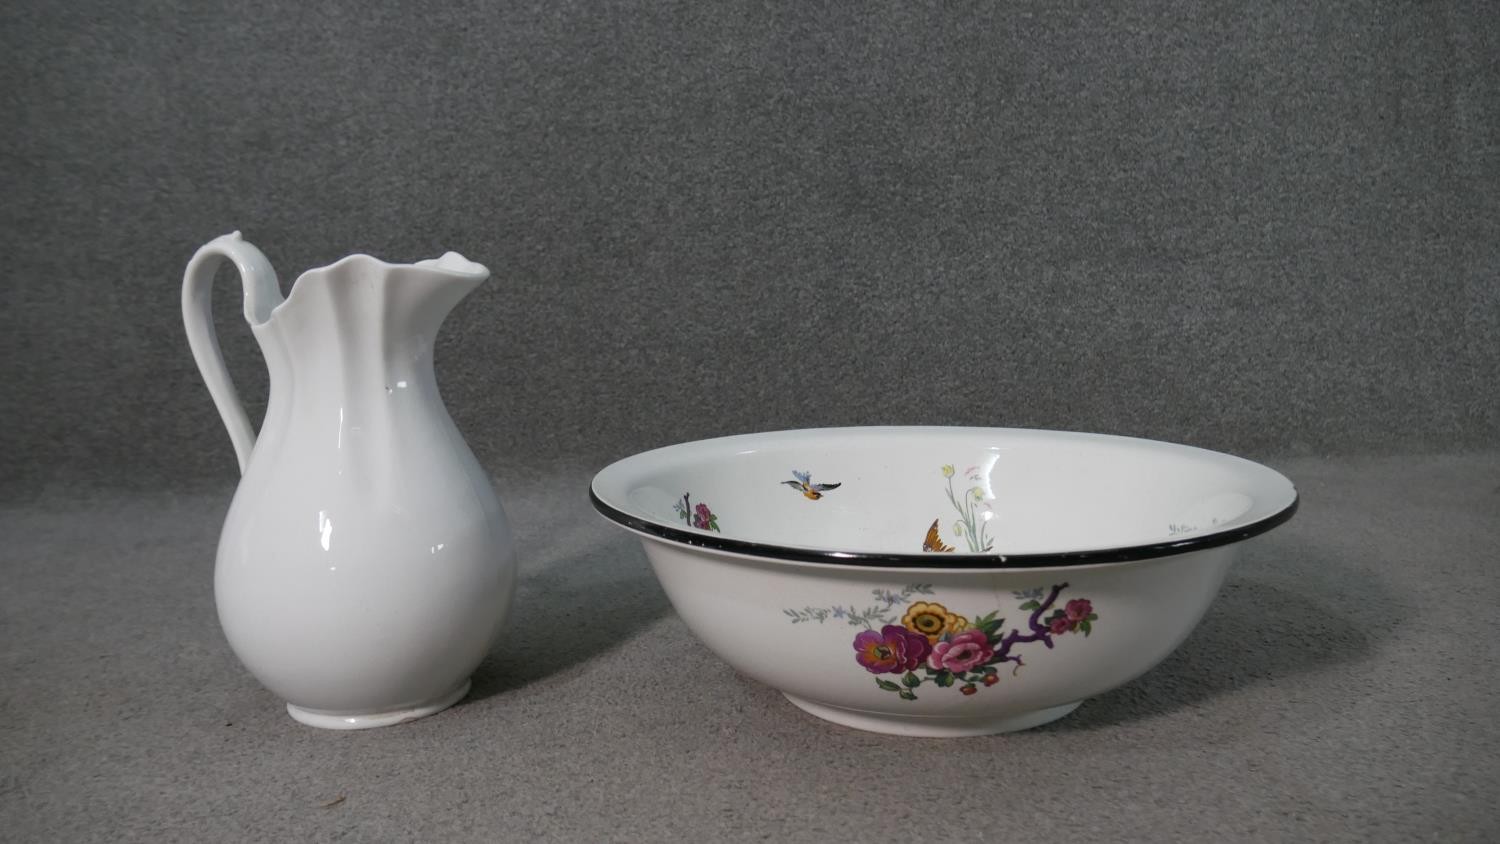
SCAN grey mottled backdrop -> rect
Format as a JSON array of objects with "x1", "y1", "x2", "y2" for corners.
[{"x1": 2, "y1": 0, "x2": 1497, "y2": 496}]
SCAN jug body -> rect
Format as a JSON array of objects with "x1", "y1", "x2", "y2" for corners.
[{"x1": 183, "y1": 233, "x2": 516, "y2": 728}]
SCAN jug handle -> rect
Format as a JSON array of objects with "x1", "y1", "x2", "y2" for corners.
[{"x1": 181, "y1": 232, "x2": 285, "y2": 475}]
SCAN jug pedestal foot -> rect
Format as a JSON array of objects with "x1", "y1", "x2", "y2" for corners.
[{"x1": 286, "y1": 678, "x2": 472, "y2": 730}]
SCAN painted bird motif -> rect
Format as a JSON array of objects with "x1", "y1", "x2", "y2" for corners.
[{"x1": 781, "y1": 470, "x2": 841, "y2": 500}]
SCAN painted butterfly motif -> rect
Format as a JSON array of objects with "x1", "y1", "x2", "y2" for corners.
[
  {"x1": 922, "y1": 518, "x2": 954, "y2": 553},
  {"x1": 781, "y1": 470, "x2": 841, "y2": 500}
]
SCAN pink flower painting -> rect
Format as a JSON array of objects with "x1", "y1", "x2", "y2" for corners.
[{"x1": 786, "y1": 583, "x2": 1100, "y2": 701}]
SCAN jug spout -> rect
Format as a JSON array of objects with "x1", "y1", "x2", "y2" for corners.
[
  {"x1": 417, "y1": 251, "x2": 488, "y2": 276},
  {"x1": 272, "y1": 250, "x2": 489, "y2": 345}
]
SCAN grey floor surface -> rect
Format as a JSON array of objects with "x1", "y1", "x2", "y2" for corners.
[{"x1": 2, "y1": 452, "x2": 1497, "y2": 842}]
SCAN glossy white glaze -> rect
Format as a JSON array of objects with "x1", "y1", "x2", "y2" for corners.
[
  {"x1": 592, "y1": 427, "x2": 1296, "y2": 737},
  {"x1": 641, "y1": 538, "x2": 1233, "y2": 736},
  {"x1": 183, "y1": 232, "x2": 515, "y2": 729}
]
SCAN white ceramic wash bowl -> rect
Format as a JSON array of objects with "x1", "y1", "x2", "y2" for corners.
[{"x1": 590, "y1": 427, "x2": 1298, "y2": 738}]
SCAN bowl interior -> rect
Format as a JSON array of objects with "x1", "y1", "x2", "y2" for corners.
[{"x1": 591, "y1": 427, "x2": 1297, "y2": 559}]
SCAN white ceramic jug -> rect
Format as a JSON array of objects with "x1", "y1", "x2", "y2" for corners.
[{"x1": 182, "y1": 232, "x2": 516, "y2": 729}]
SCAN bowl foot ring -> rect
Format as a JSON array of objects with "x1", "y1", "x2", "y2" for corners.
[
  {"x1": 782, "y1": 693, "x2": 1081, "y2": 737},
  {"x1": 286, "y1": 678, "x2": 472, "y2": 730}
]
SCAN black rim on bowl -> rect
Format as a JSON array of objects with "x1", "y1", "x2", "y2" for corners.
[{"x1": 588, "y1": 488, "x2": 1299, "y2": 570}]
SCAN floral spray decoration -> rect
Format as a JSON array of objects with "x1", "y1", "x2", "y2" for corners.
[
  {"x1": 925, "y1": 463, "x2": 993, "y2": 553},
  {"x1": 672, "y1": 493, "x2": 720, "y2": 532},
  {"x1": 784, "y1": 584, "x2": 1099, "y2": 700}
]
